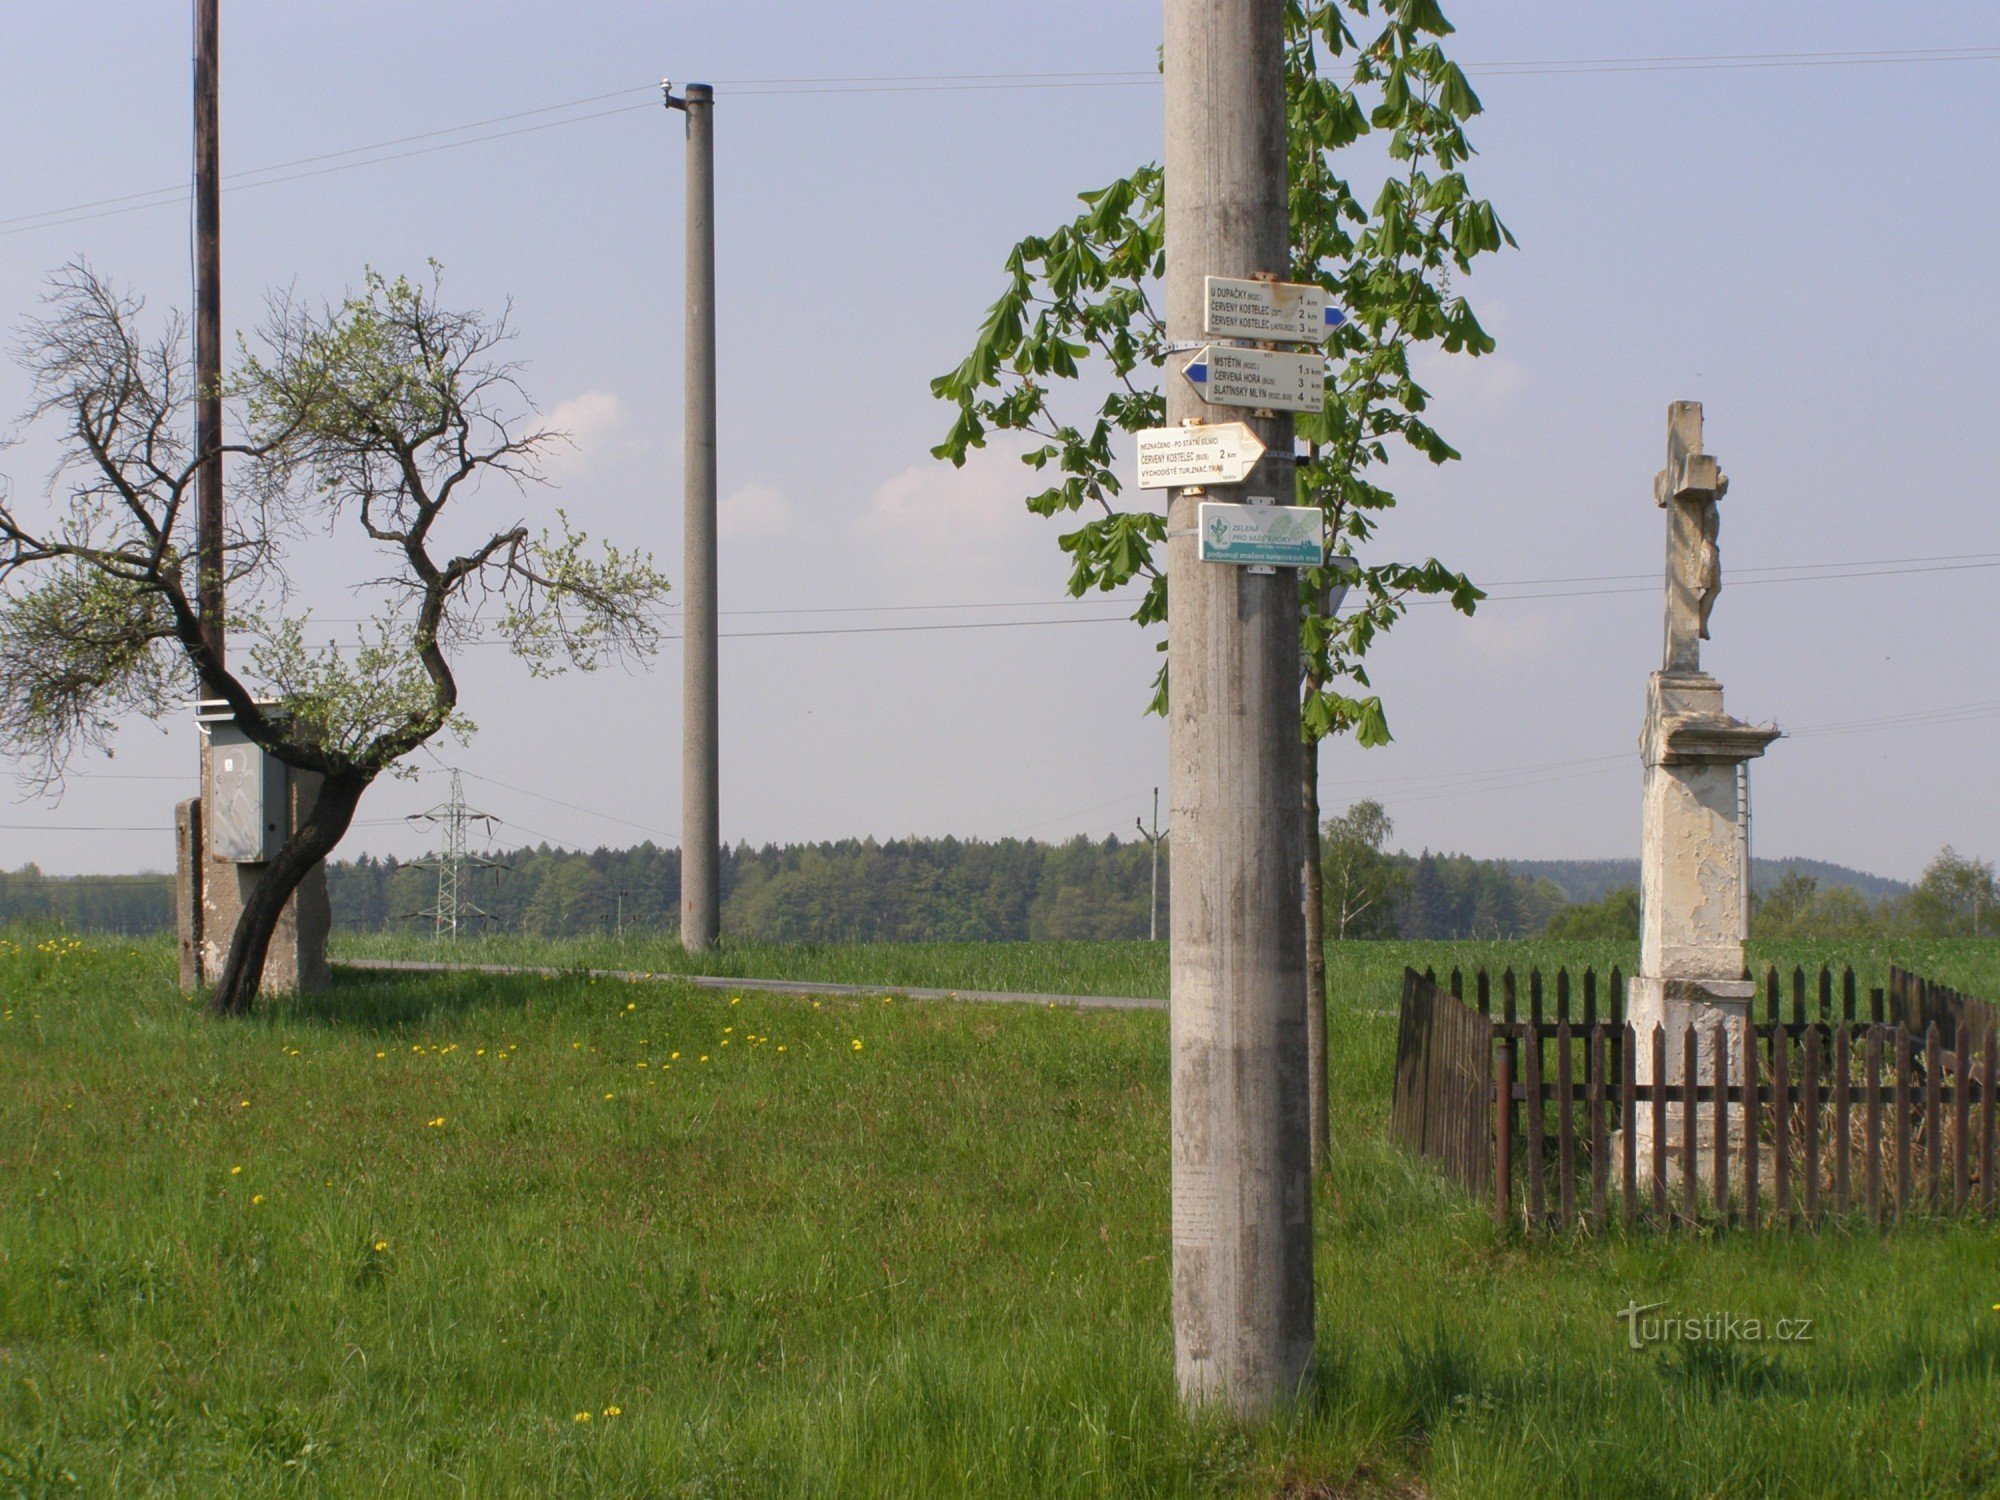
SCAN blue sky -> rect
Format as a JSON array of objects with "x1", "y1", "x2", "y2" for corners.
[{"x1": 2, "y1": 2, "x2": 1996, "y2": 880}]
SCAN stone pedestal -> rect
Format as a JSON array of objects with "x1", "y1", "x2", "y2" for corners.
[
  {"x1": 1627, "y1": 671, "x2": 1776, "y2": 1181},
  {"x1": 175, "y1": 749, "x2": 330, "y2": 997}
]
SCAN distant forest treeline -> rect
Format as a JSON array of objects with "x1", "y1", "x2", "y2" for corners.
[
  {"x1": 0, "y1": 837, "x2": 1942, "y2": 944},
  {"x1": 2, "y1": 835, "x2": 1565, "y2": 942}
]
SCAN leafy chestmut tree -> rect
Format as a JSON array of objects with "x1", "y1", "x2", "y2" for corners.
[
  {"x1": 0, "y1": 263, "x2": 668, "y2": 1014},
  {"x1": 933, "y1": 0, "x2": 1510, "y2": 1158}
]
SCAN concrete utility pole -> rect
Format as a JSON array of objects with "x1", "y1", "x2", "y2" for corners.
[
  {"x1": 665, "y1": 80, "x2": 720, "y2": 953},
  {"x1": 194, "y1": 0, "x2": 223, "y2": 684},
  {"x1": 1136, "y1": 786, "x2": 1168, "y2": 942},
  {"x1": 1162, "y1": 0, "x2": 1314, "y2": 1416}
]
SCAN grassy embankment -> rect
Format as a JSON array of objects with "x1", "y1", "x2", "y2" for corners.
[{"x1": 4, "y1": 931, "x2": 2000, "y2": 1495}]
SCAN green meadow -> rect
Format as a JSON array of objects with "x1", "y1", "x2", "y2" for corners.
[{"x1": 4, "y1": 931, "x2": 1999, "y2": 1496}]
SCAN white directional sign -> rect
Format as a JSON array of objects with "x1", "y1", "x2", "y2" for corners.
[
  {"x1": 1181, "y1": 344, "x2": 1322, "y2": 414},
  {"x1": 1197, "y1": 502, "x2": 1324, "y2": 568},
  {"x1": 1204, "y1": 275, "x2": 1345, "y2": 344},
  {"x1": 1135, "y1": 422, "x2": 1267, "y2": 489}
]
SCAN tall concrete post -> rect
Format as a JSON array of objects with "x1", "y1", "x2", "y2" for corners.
[
  {"x1": 1162, "y1": 0, "x2": 1315, "y2": 1416},
  {"x1": 677, "y1": 82, "x2": 721, "y2": 952}
]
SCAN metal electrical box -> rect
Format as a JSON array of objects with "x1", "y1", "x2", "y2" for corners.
[{"x1": 198, "y1": 701, "x2": 287, "y2": 862}]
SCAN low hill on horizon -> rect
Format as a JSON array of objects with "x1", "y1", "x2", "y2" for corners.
[{"x1": 1508, "y1": 856, "x2": 1912, "y2": 906}]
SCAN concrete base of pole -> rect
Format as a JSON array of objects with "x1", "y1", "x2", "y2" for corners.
[{"x1": 176, "y1": 749, "x2": 331, "y2": 996}]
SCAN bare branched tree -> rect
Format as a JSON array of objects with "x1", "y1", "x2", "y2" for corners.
[{"x1": 0, "y1": 262, "x2": 668, "y2": 1014}]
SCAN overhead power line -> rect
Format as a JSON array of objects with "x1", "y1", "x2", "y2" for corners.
[{"x1": 11, "y1": 45, "x2": 1999, "y2": 239}]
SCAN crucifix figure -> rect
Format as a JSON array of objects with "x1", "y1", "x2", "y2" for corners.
[{"x1": 1652, "y1": 400, "x2": 1728, "y2": 675}]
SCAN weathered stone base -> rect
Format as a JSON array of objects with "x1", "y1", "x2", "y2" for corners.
[{"x1": 1627, "y1": 975, "x2": 1755, "y2": 1184}]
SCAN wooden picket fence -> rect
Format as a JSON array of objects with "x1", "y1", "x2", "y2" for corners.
[{"x1": 1390, "y1": 964, "x2": 2000, "y2": 1234}]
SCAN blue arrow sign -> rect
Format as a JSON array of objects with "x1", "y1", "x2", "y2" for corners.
[
  {"x1": 1324, "y1": 306, "x2": 1347, "y2": 328},
  {"x1": 1184, "y1": 359, "x2": 1209, "y2": 385}
]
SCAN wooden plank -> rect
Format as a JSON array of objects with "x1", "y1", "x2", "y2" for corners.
[
  {"x1": 1494, "y1": 1045, "x2": 1513, "y2": 1231},
  {"x1": 1502, "y1": 970, "x2": 1519, "y2": 1173},
  {"x1": 1842, "y1": 966, "x2": 1857, "y2": 1024},
  {"x1": 1866, "y1": 1027, "x2": 1884, "y2": 1226},
  {"x1": 1711, "y1": 1022, "x2": 1730, "y2": 1227},
  {"x1": 1925, "y1": 1021, "x2": 1943, "y2": 1214},
  {"x1": 1766, "y1": 967, "x2": 1781, "y2": 1026},
  {"x1": 1556, "y1": 969, "x2": 1571, "y2": 1026},
  {"x1": 1819, "y1": 966, "x2": 1834, "y2": 1023},
  {"x1": 1773, "y1": 1032, "x2": 1792, "y2": 1226},
  {"x1": 1523, "y1": 1013, "x2": 1545, "y2": 1230},
  {"x1": 1744, "y1": 1024, "x2": 1761, "y2": 1231},
  {"x1": 1651, "y1": 1026, "x2": 1669, "y2": 1227},
  {"x1": 1802, "y1": 1025, "x2": 1822, "y2": 1224},
  {"x1": 1589, "y1": 1023, "x2": 1608, "y2": 1232},
  {"x1": 1984, "y1": 1025, "x2": 1997, "y2": 1221},
  {"x1": 1391, "y1": 968, "x2": 1424, "y2": 1151},
  {"x1": 1954, "y1": 1019, "x2": 1973, "y2": 1214},
  {"x1": 1621, "y1": 1027, "x2": 1638, "y2": 1228},
  {"x1": 1895, "y1": 1025, "x2": 1913, "y2": 1221},
  {"x1": 1870, "y1": 985, "x2": 1885, "y2": 1028},
  {"x1": 1583, "y1": 968, "x2": 1598, "y2": 1029},
  {"x1": 1557, "y1": 1021, "x2": 1577, "y2": 1230},
  {"x1": 1792, "y1": 967, "x2": 1807, "y2": 1032},
  {"x1": 1682, "y1": 1026, "x2": 1700, "y2": 1228},
  {"x1": 1530, "y1": 968, "x2": 1545, "y2": 1033},
  {"x1": 1834, "y1": 1026, "x2": 1851, "y2": 1215},
  {"x1": 1476, "y1": 968, "x2": 1490, "y2": 1018},
  {"x1": 1610, "y1": 965, "x2": 1625, "y2": 1025}
]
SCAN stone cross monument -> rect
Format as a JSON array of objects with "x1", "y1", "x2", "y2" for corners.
[{"x1": 1628, "y1": 402, "x2": 1779, "y2": 1176}]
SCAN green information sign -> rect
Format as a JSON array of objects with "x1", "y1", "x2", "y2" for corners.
[{"x1": 1196, "y1": 502, "x2": 1324, "y2": 568}]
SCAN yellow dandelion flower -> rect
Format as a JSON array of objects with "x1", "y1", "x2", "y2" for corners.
[
  {"x1": 851, "y1": 1039, "x2": 863, "y2": 1051},
  {"x1": 603, "y1": 1405, "x2": 622, "y2": 1417},
  {"x1": 777, "y1": 1045, "x2": 787, "y2": 1053},
  {"x1": 476, "y1": 1048, "x2": 486, "y2": 1056},
  {"x1": 376, "y1": 1051, "x2": 386, "y2": 1059},
  {"x1": 730, "y1": 996, "x2": 741, "y2": 1005},
  {"x1": 699, "y1": 1055, "x2": 709, "y2": 1063},
  {"x1": 670, "y1": 1051, "x2": 680, "y2": 1060},
  {"x1": 604, "y1": 1093, "x2": 615, "y2": 1100},
  {"x1": 574, "y1": 1410, "x2": 592, "y2": 1423},
  {"x1": 373, "y1": 1240, "x2": 388, "y2": 1252},
  {"x1": 251, "y1": 1194, "x2": 266, "y2": 1205},
  {"x1": 625, "y1": 1002, "x2": 636, "y2": 1012},
  {"x1": 239, "y1": 1099, "x2": 250, "y2": 1108},
  {"x1": 230, "y1": 1165, "x2": 243, "y2": 1175},
  {"x1": 812, "y1": 1000, "x2": 821, "y2": 1008},
  {"x1": 573, "y1": 1042, "x2": 583, "y2": 1050}
]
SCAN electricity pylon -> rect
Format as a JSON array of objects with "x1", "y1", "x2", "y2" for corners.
[{"x1": 406, "y1": 770, "x2": 502, "y2": 939}]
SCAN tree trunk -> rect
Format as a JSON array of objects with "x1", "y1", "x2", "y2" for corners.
[
  {"x1": 1302, "y1": 729, "x2": 1328, "y2": 1173},
  {"x1": 209, "y1": 769, "x2": 369, "y2": 1016}
]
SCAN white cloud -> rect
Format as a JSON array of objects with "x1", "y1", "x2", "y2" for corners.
[
  {"x1": 545, "y1": 390, "x2": 632, "y2": 470},
  {"x1": 720, "y1": 482, "x2": 801, "y2": 540}
]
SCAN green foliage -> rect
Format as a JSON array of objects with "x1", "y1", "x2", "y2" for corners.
[
  {"x1": 1907, "y1": 846, "x2": 1998, "y2": 939},
  {"x1": 1543, "y1": 884, "x2": 1642, "y2": 942},
  {"x1": 0, "y1": 261, "x2": 668, "y2": 784},
  {"x1": 933, "y1": 1, "x2": 1507, "y2": 737},
  {"x1": 1396, "y1": 848, "x2": 1566, "y2": 940},
  {"x1": 1322, "y1": 798, "x2": 1405, "y2": 938}
]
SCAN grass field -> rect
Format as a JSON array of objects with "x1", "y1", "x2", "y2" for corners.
[{"x1": 4, "y1": 932, "x2": 2000, "y2": 1496}]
